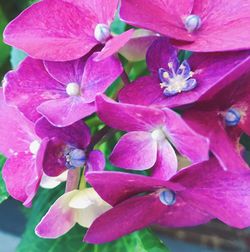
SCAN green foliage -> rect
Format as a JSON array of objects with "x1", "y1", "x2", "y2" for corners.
[
  {"x1": 0, "y1": 154, "x2": 8, "y2": 204},
  {"x1": 17, "y1": 186, "x2": 169, "y2": 252},
  {"x1": 0, "y1": 6, "x2": 10, "y2": 68},
  {"x1": 110, "y1": 15, "x2": 126, "y2": 35}
]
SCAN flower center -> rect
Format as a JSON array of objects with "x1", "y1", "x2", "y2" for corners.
[
  {"x1": 159, "y1": 60, "x2": 197, "y2": 97},
  {"x1": 66, "y1": 82, "x2": 80, "y2": 96},
  {"x1": 159, "y1": 189, "x2": 176, "y2": 206},
  {"x1": 29, "y1": 140, "x2": 40, "y2": 155},
  {"x1": 65, "y1": 148, "x2": 86, "y2": 169},
  {"x1": 151, "y1": 128, "x2": 166, "y2": 141},
  {"x1": 224, "y1": 108, "x2": 241, "y2": 126},
  {"x1": 184, "y1": 14, "x2": 202, "y2": 33},
  {"x1": 94, "y1": 24, "x2": 110, "y2": 43}
]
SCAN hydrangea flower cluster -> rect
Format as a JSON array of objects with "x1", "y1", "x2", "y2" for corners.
[{"x1": 2, "y1": 0, "x2": 250, "y2": 246}]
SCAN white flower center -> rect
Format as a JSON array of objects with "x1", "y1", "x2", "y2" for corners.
[
  {"x1": 66, "y1": 82, "x2": 80, "y2": 96},
  {"x1": 184, "y1": 14, "x2": 202, "y2": 33},
  {"x1": 94, "y1": 24, "x2": 110, "y2": 43},
  {"x1": 29, "y1": 140, "x2": 40, "y2": 155},
  {"x1": 151, "y1": 129, "x2": 166, "y2": 141}
]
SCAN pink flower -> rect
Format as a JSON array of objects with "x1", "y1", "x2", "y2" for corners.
[
  {"x1": 4, "y1": 54, "x2": 122, "y2": 127},
  {"x1": 4, "y1": 0, "x2": 134, "y2": 61},
  {"x1": 0, "y1": 89, "x2": 47, "y2": 207},
  {"x1": 96, "y1": 94, "x2": 209, "y2": 180},
  {"x1": 183, "y1": 73, "x2": 250, "y2": 172},
  {"x1": 85, "y1": 158, "x2": 250, "y2": 244},
  {"x1": 120, "y1": 0, "x2": 250, "y2": 52},
  {"x1": 36, "y1": 188, "x2": 111, "y2": 238}
]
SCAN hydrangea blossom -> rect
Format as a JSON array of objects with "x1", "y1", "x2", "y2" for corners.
[
  {"x1": 36, "y1": 188, "x2": 111, "y2": 238},
  {"x1": 96, "y1": 94, "x2": 209, "y2": 179},
  {"x1": 4, "y1": 54, "x2": 122, "y2": 126},
  {"x1": 183, "y1": 73, "x2": 250, "y2": 171},
  {"x1": 120, "y1": 0, "x2": 250, "y2": 52},
  {"x1": 35, "y1": 118, "x2": 105, "y2": 177},
  {"x1": 85, "y1": 158, "x2": 250, "y2": 243},
  {"x1": 3, "y1": 0, "x2": 134, "y2": 61},
  {"x1": 2, "y1": 0, "x2": 250, "y2": 248},
  {"x1": 119, "y1": 38, "x2": 250, "y2": 108},
  {"x1": 0, "y1": 89, "x2": 47, "y2": 207}
]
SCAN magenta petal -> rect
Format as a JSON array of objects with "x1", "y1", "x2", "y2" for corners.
[
  {"x1": 86, "y1": 171, "x2": 183, "y2": 206},
  {"x1": 188, "y1": 51, "x2": 250, "y2": 103},
  {"x1": 156, "y1": 195, "x2": 213, "y2": 227},
  {"x1": 173, "y1": 1, "x2": 250, "y2": 52},
  {"x1": 3, "y1": 0, "x2": 98, "y2": 61},
  {"x1": 2, "y1": 152, "x2": 37, "y2": 205},
  {"x1": 4, "y1": 57, "x2": 66, "y2": 122},
  {"x1": 81, "y1": 54, "x2": 123, "y2": 103},
  {"x1": 120, "y1": 0, "x2": 194, "y2": 42},
  {"x1": 184, "y1": 110, "x2": 248, "y2": 171},
  {"x1": 119, "y1": 76, "x2": 165, "y2": 107},
  {"x1": 37, "y1": 97, "x2": 96, "y2": 127},
  {"x1": 151, "y1": 140, "x2": 177, "y2": 180},
  {"x1": 86, "y1": 150, "x2": 105, "y2": 173},
  {"x1": 84, "y1": 194, "x2": 165, "y2": 244},
  {"x1": 35, "y1": 117, "x2": 91, "y2": 149},
  {"x1": 173, "y1": 159, "x2": 250, "y2": 228},
  {"x1": 36, "y1": 191, "x2": 76, "y2": 238},
  {"x1": 146, "y1": 37, "x2": 178, "y2": 75},
  {"x1": 96, "y1": 94, "x2": 165, "y2": 131},
  {"x1": 42, "y1": 138, "x2": 68, "y2": 177},
  {"x1": 94, "y1": 29, "x2": 135, "y2": 61},
  {"x1": 164, "y1": 108, "x2": 209, "y2": 163},
  {"x1": 44, "y1": 57, "x2": 86, "y2": 85},
  {"x1": 110, "y1": 131, "x2": 157, "y2": 170},
  {"x1": 24, "y1": 138, "x2": 49, "y2": 207},
  {"x1": 0, "y1": 89, "x2": 36, "y2": 157}
]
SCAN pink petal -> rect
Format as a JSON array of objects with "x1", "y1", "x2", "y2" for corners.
[
  {"x1": 84, "y1": 194, "x2": 166, "y2": 244},
  {"x1": 119, "y1": 76, "x2": 164, "y2": 107},
  {"x1": 183, "y1": 110, "x2": 248, "y2": 171},
  {"x1": 81, "y1": 54, "x2": 123, "y2": 103},
  {"x1": 44, "y1": 57, "x2": 87, "y2": 85},
  {"x1": 120, "y1": 0, "x2": 194, "y2": 42},
  {"x1": 96, "y1": 94, "x2": 166, "y2": 131},
  {"x1": 42, "y1": 138, "x2": 67, "y2": 177},
  {"x1": 86, "y1": 171, "x2": 183, "y2": 206},
  {"x1": 164, "y1": 108, "x2": 209, "y2": 163},
  {"x1": 110, "y1": 131, "x2": 157, "y2": 170},
  {"x1": 173, "y1": 158, "x2": 250, "y2": 228},
  {"x1": 173, "y1": 0, "x2": 250, "y2": 52},
  {"x1": 2, "y1": 152, "x2": 37, "y2": 206},
  {"x1": 36, "y1": 191, "x2": 77, "y2": 238},
  {"x1": 24, "y1": 138, "x2": 49, "y2": 207},
  {"x1": 156, "y1": 195, "x2": 213, "y2": 227},
  {"x1": 0, "y1": 88, "x2": 36, "y2": 157},
  {"x1": 3, "y1": 57, "x2": 66, "y2": 122},
  {"x1": 37, "y1": 97, "x2": 96, "y2": 127},
  {"x1": 3, "y1": 0, "x2": 98, "y2": 61},
  {"x1": 86, "y1": 150, "x2": 106, "y2": 173},
  {"x1": 151, "y1": 140, "x2": 178, "y2": 180},
  {"x1": 94, "y1": 29, "x2": 135, "y2": 61},
  {"x1": 35, "y1": 117, "x2": 91, "y2": 149}
]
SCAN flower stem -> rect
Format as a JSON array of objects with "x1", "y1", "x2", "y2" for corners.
[{"x1": 65, "y1": 168, "x2": 81, "y2": 192}]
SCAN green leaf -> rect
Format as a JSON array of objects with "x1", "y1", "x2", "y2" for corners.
[
  {"x1": 17, "y1": 186, "x2": 170, "y2": 252},
  {"x1": 10, "y1": 47, "x2": 27, "y2": 69},
  {"x1": 0, "y1": 6, "x2": 11, "y2": 68},
  {"x1": 0, "y1": 154, "x2": 8, "y2": 204}
]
